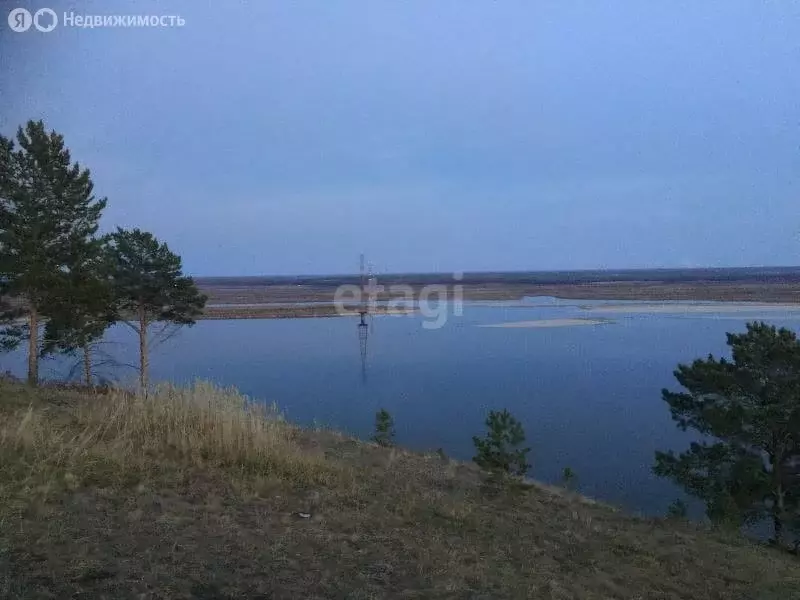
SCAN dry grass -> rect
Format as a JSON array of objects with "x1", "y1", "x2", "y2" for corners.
[
  {"x1": 0, "y1": 382, "x2": 336, "y2": 507},
  {"x1": 1, "y1": 380, "x2": 799, "y2": 599}
]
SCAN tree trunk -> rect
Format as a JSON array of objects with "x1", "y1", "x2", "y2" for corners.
[
  {"x1": 772, "y1": 453, "x2": 786, "y2": 546},
  {"x1": 83, "y1": 344, "x2": 92, "y2": 387},
  {"x1": 138, "y1": 305, "x2": 148, "y2": 391},
  {"x1": 774, "y1": 513, "x2": 784, "y2": 546},
  {"x1": 27, "y1": 306, "x2": 38, "y2": 386}
]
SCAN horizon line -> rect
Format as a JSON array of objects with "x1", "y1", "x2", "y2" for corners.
[{"x1": 191, "y1": 264, "x2": 800, "y2": 280}]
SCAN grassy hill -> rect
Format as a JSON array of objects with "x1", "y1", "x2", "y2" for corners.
[{"x1": 0, "y1": 380, "x2": 798, "y2": 599}]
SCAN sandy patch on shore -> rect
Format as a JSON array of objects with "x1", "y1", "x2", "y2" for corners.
[
  {"x1": 584, "y1": 303, "x2": 800, "y2": 314},
  {"x1": 479, "y1": 318, "x2": 610, "y2": 329}
]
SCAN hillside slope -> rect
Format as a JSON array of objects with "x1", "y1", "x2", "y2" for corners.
[{"x1": 0, "y1": 380, "x2": 798, "y2": 599}]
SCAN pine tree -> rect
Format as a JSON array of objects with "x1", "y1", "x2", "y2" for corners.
[
  {"x1": 472, "y1": 409, "x2": 531, "y2": 477},
  {"x1": 41, "y1": 237, "x2": 116, "y2": 386},
  {"x1": 372, "y1": 408, "x2": 395, "y2": 447},
  {"x1": 655, "y1": 321, "x2": 800, "y2": 546},
  {"x1": 105, "y1": 228, "x2": 206, "y2": 389},
  {"x1": 0, "y1": 120, "x2": 106, "y2": 385},
  {"x1": 562, "y1": 466, "x2": 577, "y2": 490}
]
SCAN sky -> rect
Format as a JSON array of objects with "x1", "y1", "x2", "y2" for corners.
[{"x1": 1, "y1": 1, "x2": 799, "y2": 276}]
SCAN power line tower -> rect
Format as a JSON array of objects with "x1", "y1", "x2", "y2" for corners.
[{"x1": 358, "y1": 253, "x2": 369, "y2": 381}]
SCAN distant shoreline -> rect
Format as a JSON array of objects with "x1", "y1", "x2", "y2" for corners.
[
  {"x1": 585, "y1": 302, "x2": 800, "y2": 314},
  {"x1": 201, "y1": 304, "x2": 415, "y2": 320},
  {"x1": 197, "y1": 277, "x2": 800, "y2": 320},
  {"x1": 7, "y1": 276, "x2": 800, "y2": 322},
  {"x1": 479, "y1": 318, "x2": 612, "y2": 329}
]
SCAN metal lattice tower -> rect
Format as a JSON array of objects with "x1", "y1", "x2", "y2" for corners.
[{"x1": 358, "y1": 254, "x2": 369, "y2": 381}]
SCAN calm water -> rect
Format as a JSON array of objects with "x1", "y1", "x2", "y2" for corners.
[{"x1": 6, "y1": 298, "x2": 800, "y2": 518}]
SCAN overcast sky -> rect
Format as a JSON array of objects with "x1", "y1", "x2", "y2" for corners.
[{"x1": 1, "y1": 1, "x2": 798, "y2": 275}]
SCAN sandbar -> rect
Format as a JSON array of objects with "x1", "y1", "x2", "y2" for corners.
[
  {"x1": 584, "y1": 303, "x2": 800, "y2": 314},
  {"x1": 479, "y1": 318, "x2": 610, "y2": 329}
]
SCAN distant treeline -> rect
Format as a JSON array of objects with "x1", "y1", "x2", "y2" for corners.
[{"x1": 197, "y1": 266, "x2": 800, "y2": 289}]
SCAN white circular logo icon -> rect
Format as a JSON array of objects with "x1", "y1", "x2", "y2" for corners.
[
  {"x1": 7, "y1": 7, "x2": 32, "y2": 32},
  {"x1": 33, "y1": 8, "x2": 57, "y2": 32}
]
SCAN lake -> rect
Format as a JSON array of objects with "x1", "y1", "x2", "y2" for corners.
[{"x1": 5, "y1": 297, "x2": 800, "y2": 518}]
